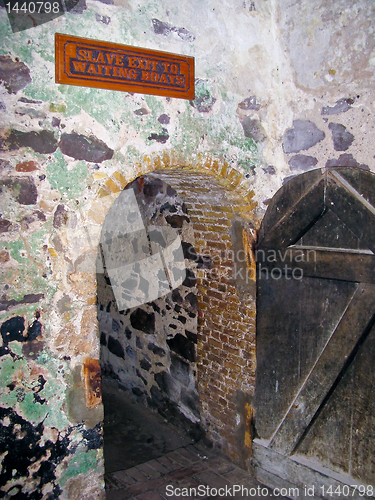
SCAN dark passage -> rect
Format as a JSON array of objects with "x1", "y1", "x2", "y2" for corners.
[
  {"x1": 102, "y1": 377, "x2": 289, "y2": 500},
  {"x1": 102, "y1": 377, "x2": 196, "y2": 473}
]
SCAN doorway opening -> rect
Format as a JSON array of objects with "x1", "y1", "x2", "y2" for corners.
[
  {"x1": 96, "y1": 163, "x2": 258, "y2": 477},
  {"x1": 97, "y1": 174, "x2": 204, "y2": 473}
]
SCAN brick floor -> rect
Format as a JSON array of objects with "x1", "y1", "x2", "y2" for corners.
[{"x1": 105, "y1": 442, "x2": 290, "y2": 500}]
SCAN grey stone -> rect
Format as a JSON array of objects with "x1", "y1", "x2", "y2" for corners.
[
  {"x1": 112, "y1": 319, "x2": 121, "y2": 333},
  {"x1": 148, "y1": 131, "x2": 169, "y2": 144},
  {"x1": 150, "y1": 385, "x2": 164, "y2": 404},
  {"x1": 0, "y1": 219, "x2": 12, "y2": 233},
  {"x1": 238, "y1": 96, "x2": 261, "y2": 111},
  {"x1": 1, "y1": 316, "x2": 25, "y2": 345},
  {"x1": 16, "y1": 106, "x2": 46, "y2": 119},
  {"x1": 185, "y1": 293, "x2": 198, "y2": 313},
  {"x1": 155, "y1": 371, "x2": 179, "y2": 400},
  {"x1": 325, "y1": 153, "x2": 369, "y2": 170},
  {"x1": 148, "y1": 343, "x2": 166, "y2": 357},
  {"x1": 185, "y1": 329, "x2": 197, "y2": 344},
  {"x1": 170, "y1": 353, "x2": 191, "y2": 386},
  {"x1": 181, "y1": 388, "x2": 200, "y2": 418},
  {"x1": 52, "y1": 117, "x2": 61, "y2": 128},
  {"x1": 321, "y1": 98, "x2": 354, "y2": 115},
  {"x1": 152, "y1": 19, "x2": 195, "y2": 42},
  {"x1": 151, "y1": 302, "x2": 161, "y2": 314},
  {"x1": 241, "y1": 116, "x2": 267, "y2": 142},
  {"x1": 125, "y1": 345, "x2": 137, "y2": 359},
  {"x1": 177, "y1": 315, "x2": 186, "y2": 325},
  {"x1": 59, "y1": 132, "x2": 113, "y2": 162},
  {"x1": 0, "y1": 160, "x2": 12, "y2": 171},
  {"x1": 130, "y1": 309, "x2": 155, "y2": 335},
  {"x1": 0, "y1": 129, "x2": 58, "y2": 154},
  {"x1": 152, "y1": 18, "x2": 175, "y2": 36},
  {"x1": 143, "y1": 177, "x2": 164, "y2": 198},
  {"x1": 0, "y1": 56, "x2": 31, "y2": 93},
  {"x1": 137, "y1": 369, "x2": 148, "y2": 386},
  {"x1": 167, "y1": 334, "x2": 196, "y2": 362},
  {"x1": 96, "y1": 13, "x2": 111, "y2": 24},
  {"x1": 64, "y1": 0, "x2": 87, "y2": 13},
  {"x1": 1, "y1": 177, "x2": 38, "y2": 205},
  {"x1": 288, "y1": 154, "x2": 318, "y2": 172},
  {"x1": 134, "y1": 108, "x2": 150, "y2": 116},
  {"x1": 165, "y1": 214, "x2": 189, "y2": 228},
  {"x1": 262, "y1": 165, "x2": 276, "y2": 175},
  {"x1": 182, "y1": 269, "x2": 196, "y2": 288},
  {"x1": 108, "y1": 336, "x2": 125, "y2": 358},
  {"x1": 26, "y1": 320, "x2": 42, "y2": 341},
  {"x1": 282, "y1": 120, "x2": 325, "y2": 153},
  {"x1": 140, "y1": 356, "x2": 152, "y2": 371},
  {"x1": 158, "y1": 114, "x2": 170, "y2": 125},
  {"x1": 171, "y1": 289, "x2": 183, "y2": 304},
  {"x1": 18, "y1": 97, "x2": 42, "y2": 104},
  {"x1": 328, "y1": 122, "x2": 354, "y2": 151},
  {"x1": 53, "y1": 204, "x2": 68, "y2": 228},
  {"x1": 0, "y1": 293, "x2": 44, "y2": 312},
  {"x1": 190, "y1": 92, "x2": 216, "y2": 113}
]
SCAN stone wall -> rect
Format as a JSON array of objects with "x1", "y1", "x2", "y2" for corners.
[
  {"x1": 98, "y1": 175, "x2": 200, "y2": 423},
  {"x1": 1, "y1": 0, "x2": 375, "y2": 497}
]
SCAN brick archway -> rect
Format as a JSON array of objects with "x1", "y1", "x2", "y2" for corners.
[{"x1": 84, "y1": 151, "x2": 258, "y2": 462}]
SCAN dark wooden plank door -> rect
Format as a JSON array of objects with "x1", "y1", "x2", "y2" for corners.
[{"x1": 254, "y1": 167, "x2": 375, "y2": 499}]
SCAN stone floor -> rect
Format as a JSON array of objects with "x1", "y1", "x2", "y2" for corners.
[{"x1": 102, "y1": 379, "x2": 290, "y2": 500}]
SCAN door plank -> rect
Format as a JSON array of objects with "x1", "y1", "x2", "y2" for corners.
[
  {"x1": 258, "y1": 169, "x2": 324, "y2": 242},
  {"x1": 294, "y1": 208, "x2": 371, "y2": 251},
  {"x1": 268, "y1": 283, "x2": 375, "y2": 456},
  {"x1": 253, "y1": 440, "x2": 375, "y2": 500},
  {"x1": 255, "y1": 276, "x2": 358, "y2": 440},
  {"x1": 327, "y1": 171, "x2": 375, "y2": 254},
  {"x1": 296, "y1": 323, "x2": 375, "y2": 485},
  {"x1": 257, "y1": 248, "x2": 375, "y2": 283},
  {"x1": 258, "y1": 177, "x2": 326, "y2": 249}
]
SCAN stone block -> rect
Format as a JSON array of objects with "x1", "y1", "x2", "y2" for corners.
[
  {"x1": 282, "y1": 120, "x2": 325, "y2": 153},
  {"x1": 1, "y1": 177, "x2": 38, "y2": 205},
  {"x1": 108, "y1": 336, "x2": 125, "y2": 358},
  {"x1": 328, "y1": 122, "x2": 355, "y2": 151},
  {"x1": 59, "y1": 132, "x2": 113, "y2": 162},
  {"x1": 288, "y1": 154, "x2": 318, "y2": 172},
  {"x1": 130, "y1": 309, "x2": 155, "y2": 335},
  {"x1": 170, "y1": 353, "x2": 191, "y2": 386},
  {"x1": 0, "y1": 55, "x2": 31, "y2": 93},
  {"x1": 1, "y1": 129, "x2": 57, "y2": 154},
  {"x1": 167, "y1": 334, "x2": 196, "y2": 362}
]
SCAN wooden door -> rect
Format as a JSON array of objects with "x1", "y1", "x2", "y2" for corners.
[{"x1": 254, "y1": 167, "x2": 375, "y2": 499}]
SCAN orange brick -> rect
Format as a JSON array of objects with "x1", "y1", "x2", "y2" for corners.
[
  {"x1": 208, "y1": 338, "x2": 223, "y2": 354},
  {"x1": 207, "y1": 289, "x2": 223, "y2": 300},
  {"x1": 219, "y1": 333, "x2": 229, "y2": 343},
  {"x1": 225, "y1": 361, "x2": 242, "y2": 372}
]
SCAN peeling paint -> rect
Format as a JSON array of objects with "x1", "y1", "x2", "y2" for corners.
[{"x1": 0, "y1": 0, "x2": 375, "y2": 496}]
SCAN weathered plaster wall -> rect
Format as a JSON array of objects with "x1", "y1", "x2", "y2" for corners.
[
  {"x1": 1, "y1": 0, "x2": 375, "y2": 497},
  {"x1": 265, "y1": 0, "x2": 375, "y2": 199}
]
